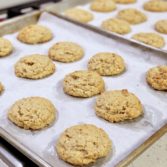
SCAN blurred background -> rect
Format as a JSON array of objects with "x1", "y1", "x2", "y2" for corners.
[{"x1": 0, "y1": 0, "x2": 61, "y2": 21}]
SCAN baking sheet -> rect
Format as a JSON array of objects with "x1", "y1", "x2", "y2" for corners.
[
  {"x1": 0, "y1": 12, "x2": 167, "y2": 167},
  {"x1": 62, "y1": 0, "x2": 167, "y2": 51}
]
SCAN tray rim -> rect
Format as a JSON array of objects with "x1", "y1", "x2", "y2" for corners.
[{"x1": 0, "y1": 10, "x2": 167, "y2": 167}]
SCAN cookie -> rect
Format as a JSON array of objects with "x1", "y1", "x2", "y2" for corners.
[
  {"x1": 155, "y1": 20, "x2": 167, "y2": 34},
  {"x1": 56, "y1": 124, "x2": 112, "y2": 166},
  {"x1": 143, "y1": 0, "x2": 167, "y2": 12},
  {"x1": 17, "y1": 25, "x2": 53, "y2": 44},
  {"x1": 90, "y1": 0, "x2": 116, "y2": 12},
  {"x1": 15, "y1": 54, "x2": 56, "y2": 79},
  {"x1": 0, "y1": 37, "x2": 13, "y2": 57},
  {"x1": 101, "y1": 18, "x2": 131, "y2": 35},
  {"x1": 117, "y1": 8, "x2": 147, "y2": 24},
  {"x1": 88, "y1": 52, "x2": 125, "y2": 76},
  {"x1": 63, "y1": 70, "x2": 105, "y2": 97},
  {"x1": 49, "y1": 42, "x2": 84, "y2": 63},
  {"x1": 8, "y1": 97, "x2": 56, "y2": 130},
  {"x1": 132, "y1": 32, "x2": 165, "y2": 48},
  {"x1": 146, "y1": 66, "x2": 167, "y2": 91},
  {"x1": 0, "y1": 82, "x2": 4, "y2": 95},
  {"x1": 64, "y1": 8, "x2": 94, "y2": 23},
  {"x1": 114, "y1": 0, "x2": 136, "y2": 4},
  {"x1": 95, "y1": 89, "x2": 143, "y2": 123}
]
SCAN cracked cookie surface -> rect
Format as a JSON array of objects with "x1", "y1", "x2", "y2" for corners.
[
  {"x1": 49, "y1": 42, "x2": 84, "y2": 63},
  {"x1": 95, "y1": 90, "x2": 143, "y2": 123},
  {"x1": 64, "y1": 8, "x2": 94, "y2": 23},
  {"x1": 101, "y1": 18, "x2": 131, "y2": 35},
  {"x1": 143, "y1": 0, "x2": 167, "y2": 12},
  {"x1": 155, "y1": 20, "x2": 167, "y2": 34},
  {"x1": 63, "y1": 70, "x2": 105, "y2": 97},
  {"x1": 0, "y1": 38, "x2": 13, "y2": 57},
  {"x1": 8, "y1": 97, "x2": 56, "y2": 130},
  {"x1": 15, "y1": 54, "x2": 55, "y2": 79},
  {"x1": 0, "y1": 82, "x2": 4, "y2": 95},
  {"x1": 88, "y1": 52, "x2": 125, "y2": 76},
  {"x1": 90, "y1": 0, "x2": 116, "y2": 12},
  {"x1": 17, "y1": 25, "x2": 53, "y2": 44},
  {"x1": 117, "y1": 8, "x2": 147, "y2": 24},
  {"x1": 132, "y1": 32, "x2": 165, "y2": 48},
  {"x1": 56, "y1": 124, "x2": 112, "y2": 166},
  {"x1": 146, "y1": 66, "x2": 167, "y2": 91}
]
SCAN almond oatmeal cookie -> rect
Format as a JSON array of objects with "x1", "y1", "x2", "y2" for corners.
[
  {"x1": 146, "y1": 66, "x2": 167, "y2": 91},
  {"x1": 8, "y1": 97, "x2": 56, "y2": 130},
  {"x1": 95, "y1": 90, "x2": 143, "y2": 122},
  {"x1": 15, "y1": 54, "x2": 56, "y2": 79},
  {"x1": 63, "y1": 70, "x2": 105, "y2": 97},
  {"x1": 49, "y1": 42, "x2": 84, "y2": 63},
  {"x1": 88, "y1": 52, "x2": 125, "y2": 76},
  {"x1": 17, "y1": 25, "x2": 53, "y2": 44},
  {"x1": 56, "y1": 124, "x2": 112, "y2": 166},
  {"x1": 0, "y1": 38, "x2": 13, "y2": 57}
]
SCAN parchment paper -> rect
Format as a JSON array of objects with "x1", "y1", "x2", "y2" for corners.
[
  {"x1": 0, "y1": 12, "x2": 167, "y2": 167},
  {"x1": 75, "y1": 0, "x2": 167, "y2": 51}
]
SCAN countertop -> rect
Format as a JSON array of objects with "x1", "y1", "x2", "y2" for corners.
[{"x1": 129, "y1": 134, "x2": 167, "y2": 167}]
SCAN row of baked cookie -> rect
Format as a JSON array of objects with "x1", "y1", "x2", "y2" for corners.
[
  {"x1": 64, "y1": 0, "x2": 167, "y2": 48},
  {"x1": 90, "y1": 0, "x2": 167, "y2": 13},
  {"x1": 65, "y1": 0, "x2": 167, "y2": 21},
  {"x1": 2, "y1": 50, "x2": 166, "y2": 92},
  {"x1": 1, "y1": 63, "x2": 166, "y2": 98},
  {"x1": 1, "y1": 24, "x2": 166, "y2": 93},
  {"x1": 65, "y1": 6, "x2": 167, "y2": 48},
  {"x1": 0, "y1": 25, "x2": 53, "y2": 57},
  {"x1": 102, "y1": 18, "x2": 166, "y2": 48},
  {"x1": 64, "y1": 0, "x2": 167, "y2": 24}
]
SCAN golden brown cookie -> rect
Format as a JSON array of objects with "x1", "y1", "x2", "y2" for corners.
[
  {"x1": 101, "y1": 18, "x2": 131, "y2": 35},
  {"x1": 90, "y1": 0, "x2": 116, "y2": 12},
  {"x1": 114, "y1": 0, "x2": 136, "y2": 4},
  {"x1": 0, "y1": 82, "x2": 4, "y2": 95},
  {"x1": 15, "y1": 54, "x2": 56, "y2": 79},
  {"x1": 63, "y1": 70, "x2": 105, "y2": 97},
  {"x1": 8, "y1": 97, "x2": 56, "y2": 130},
  {"x1": 88, "y1": 52, "x2": 125, "y2": 76},
  {"x1": 95, "y1": 89, "x2": 143, "y2": 123},
  {"x1": 0, "y1": 37, "x2": 13, "y2": 57},
  {"x1": 49, "y1": 42, "x2": 84, "y2": 63},
  {"x1": 56, "y1": 124, "x2": 112, "y2": 166},
  {"x1": 143, "y1": 0, "x2": 167, "y2": 12},
  {"x1": 132, "y1": 32, "x2": 165, "y2": 48},
  {"x1": 64, "y1": 8, "x2": 94, "y2": 23},
  {"x1": 17, "y1": 25, "x2": 53, "y2": 44},
  {"x1": 117, "y1": 8, "x2": 147, "y2": 24},
  {"x1": 155, "y1": 20, "x2": 167, "y2": 34},
  {"x1": 146, "y1": 66, "x2": 167, "y2": 91}
]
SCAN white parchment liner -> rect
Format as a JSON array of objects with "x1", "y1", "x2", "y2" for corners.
[{"x1": 0, "y1": 12, "x2": 167, "y2": 167}]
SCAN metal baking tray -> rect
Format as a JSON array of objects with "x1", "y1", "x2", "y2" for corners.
[
  {"x1": 45, "y1": 0, "x2": 167, "y2": 53},
  {"x1": 0, "y1": 11, "x2": 167, "y2": 167}
]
